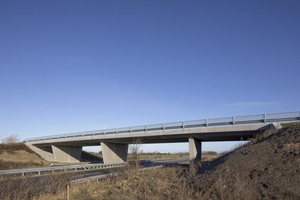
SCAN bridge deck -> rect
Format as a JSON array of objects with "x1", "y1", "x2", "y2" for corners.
[{"x1": 28, "y1": 123, "x2": 281, "y2": 147}]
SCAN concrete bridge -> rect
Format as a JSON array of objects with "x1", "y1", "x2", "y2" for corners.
[{"x1": 24, "y1": 111, "x2": 299, "y2": 164}]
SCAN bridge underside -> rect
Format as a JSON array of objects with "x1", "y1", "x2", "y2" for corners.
[{"x1": 26, "y1": 123, "x2": 281, "y2": 164}]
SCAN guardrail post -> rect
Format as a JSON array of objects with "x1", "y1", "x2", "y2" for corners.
[
  {"x1": 145, "y1": 125, "x2": 147, "y2": 132},
  {"x1": 162, "y1": 123, "x2": 165, "y2": 130},
  {"x1": 264, "y1": 114, "x2": 267, "y2": 123},
  {"x1": 182, "y1": 121, "x2": 185, "y2": 129},
  {"x1": 206, "y1": 119, "x2": 208, "y2": 127},
  {"x1": 116, "y1": 129, "x2": 118, "y2": 134},
  {"x1": 129, "y1": 127, "x2": 132, "y2": 133},
  {"x1": 232, "y1": 116, "x2": 235, "y2": 126}
]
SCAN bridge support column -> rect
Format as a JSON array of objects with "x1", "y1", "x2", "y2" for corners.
[
  {"x1": 189, "y1": 138, "x2": 202, "y2": 165},
  {"x1": 101, "y1": 142, "x2": 128, "y2": 164},
  {"x1": 52, "y1": 145, "x2": 82, "y2": 163}
]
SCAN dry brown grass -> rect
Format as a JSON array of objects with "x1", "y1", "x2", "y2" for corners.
[
  {"x1": 0, "y1": 173, "x2": 72, "y2": 200},
  {"x1": 40, "y1": 166, "x2": 201, "y2": 200},
  {"x1": 0, "y1": 143, "x2": 50, "y2": 170}
]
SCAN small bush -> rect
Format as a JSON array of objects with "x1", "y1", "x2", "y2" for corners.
[{"x1": 1, "y1": 135, "x2": 19, "y2": 144}]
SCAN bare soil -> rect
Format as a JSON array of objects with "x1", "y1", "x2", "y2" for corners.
[{"x1": 195, "y1": 123, "x2": 300, "y2": 200}]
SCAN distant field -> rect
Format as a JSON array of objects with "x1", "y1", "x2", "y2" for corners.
[
  {"x1": 128, "y1": 153, "x2": 219, "y2": 161},
  {"x1": 128, "y1": 153, "x2": 189, "y2": 160},
  {"x1": 87, "y1": 152, "x2": 220, "y2": 161}
]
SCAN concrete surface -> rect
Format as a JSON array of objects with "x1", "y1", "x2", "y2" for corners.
[
  {"x1": 26, "y1": 143, "x2": 55, "y2": 162},
  {"x1": 189, "y1": 138, "x2": 202, "y2": 164},
  {"x1": 101, "y1": 142, "x2": 128, "y2": 164},
  {"x1": 52, "y1": 145, "x2": 82, "y2": 163},
  {"x1": 27, "y1": 123, "x2": 281, "y2": 146}
]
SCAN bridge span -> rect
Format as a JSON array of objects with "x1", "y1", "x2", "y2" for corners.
[{"x1": 24, "y1": 111, "x2": 299, "y2": 164}]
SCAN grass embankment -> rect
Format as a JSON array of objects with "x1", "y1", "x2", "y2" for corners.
[{"x1": 0, "y1": 143, "x2": 50, "y2": 170}]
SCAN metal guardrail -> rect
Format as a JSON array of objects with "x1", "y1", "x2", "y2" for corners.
[
  {"x1": 72, "y1": 165, "x2": 164, "y2": 184},
  {"x1": 0, "y1": 162, "x2": 129, "y2": 177},
  {"x1": 24, "y1": 111, "x2": 300, "y2": 143}
]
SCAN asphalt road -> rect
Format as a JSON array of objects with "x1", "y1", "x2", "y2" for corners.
[
  {"x1": 74, "y1": 158, "x2": 189, "y2": 180},
  {"x1": 0, "y1": 158, "x2": 189, "y2": 184}
]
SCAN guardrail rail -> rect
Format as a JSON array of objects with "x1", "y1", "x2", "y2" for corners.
[{"x1": 0, "y1": 162, "x2": 129, "y2": 177}]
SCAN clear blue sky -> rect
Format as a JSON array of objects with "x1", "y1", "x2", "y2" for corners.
[{"x1": 0, "y1": 0, "x2": 299, "y2": 153}]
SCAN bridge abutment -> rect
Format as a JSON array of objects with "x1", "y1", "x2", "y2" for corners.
[
  {"x1": 101, "y1": 142, "x2": 128, "y2": 164},
  {"x1": 52, "y1": 145, "x2": 82, "y2": 163},
  {"x1": 26, "y1": 143, "x2": 55, "y2": 162},
  {"x1": 189, "y1": 138, "x2": 202, "y2": 165}
]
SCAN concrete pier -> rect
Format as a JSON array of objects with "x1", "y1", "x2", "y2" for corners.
[
  {"x1": 101, "y1": 142, "x2": 128, "y2": 164},
  {"x1": 52, "y1": 145, "x2": 82, "y2": 163},
  {"x1": 189, "y1": 138, "x2": 202, "y2": 165}
]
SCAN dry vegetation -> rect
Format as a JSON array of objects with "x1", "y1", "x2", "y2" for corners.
[
  {"x1": 0, "y1": 143, "x2": 50, "y2": 170},
  {"x1": 0, "y1": 173, "x2": 71, "y2": 200},
  {"x1": 1, "y1": 135, "x2": 19, "y2": 144}
]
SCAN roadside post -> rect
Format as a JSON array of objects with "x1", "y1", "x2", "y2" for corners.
[{"x1": 66, "y1": 181, "x2": 70, "y2": 200}]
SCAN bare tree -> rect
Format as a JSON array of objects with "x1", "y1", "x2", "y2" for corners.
[
  {"x1": 1, "y1": 135, "x2": 19, "y2": 144},
  {"x1": 129, "y1": 138, "x2": 143, "y2": 169}
]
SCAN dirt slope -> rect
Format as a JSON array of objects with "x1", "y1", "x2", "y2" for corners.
[
  {"x1": 0, "y1": 143, "x2": 50, "y2": 170},
  {"x1": 197, "y1": 123, "x2": 300, "y2": 200}
]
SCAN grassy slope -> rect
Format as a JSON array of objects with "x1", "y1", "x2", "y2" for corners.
[{"x1": 0, "y1": 143, "x2": 50, "y2": 170}]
